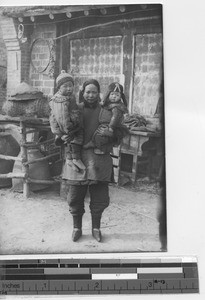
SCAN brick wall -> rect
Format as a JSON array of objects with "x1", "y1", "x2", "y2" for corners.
[
  {"x1": 0, "y1": 16, "x2": 56, "y2": 98},
  {"x1": 29, "y1": 23, "x2": 56, "y2": 97}
]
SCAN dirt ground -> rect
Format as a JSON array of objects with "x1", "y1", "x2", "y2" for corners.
[{"x1": 0, "y1": 182, "x2": 163, "y2": 255}]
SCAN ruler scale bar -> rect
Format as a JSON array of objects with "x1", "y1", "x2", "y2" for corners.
[
  {"x1": 0, "y1": 257, "x2": 199, "y2": 295},
  {"x1": 0, "y1": 279, "x2": 199, "y2": 292}
]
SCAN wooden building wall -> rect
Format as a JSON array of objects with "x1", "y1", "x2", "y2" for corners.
[
  {"x1": 1, "y1": 5, "x2": 163, "y2": 118},
  {"x1": 56, "y1": 5, "x2": 163, "y2": 117}
]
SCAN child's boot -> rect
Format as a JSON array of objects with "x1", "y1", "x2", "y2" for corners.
[
  {"x1": 94, "y1": 148, "x2": 105, "y2": 155},
  {"x1": 72, "y1": 159, "x2": 86, "y2": 170},
  {"x1": 66, "y1": 159, "x2": 79, "y2": 172},
  {"x1": 72, "y1": 215, "x2": 83, "y2": 242}
]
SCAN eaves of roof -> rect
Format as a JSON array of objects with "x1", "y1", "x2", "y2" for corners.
[{"x1": 0, "y1": 5, "x2": 113, "y2": 17}]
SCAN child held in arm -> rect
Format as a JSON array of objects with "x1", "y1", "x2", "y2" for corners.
[
  {"x1": 49, "y1": 70, "x2": 85, "y2": 171},
  {"x1": 84, "y1": 82, "x2": 128, "y2": 154}
]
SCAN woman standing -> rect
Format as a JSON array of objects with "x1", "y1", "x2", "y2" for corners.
[{"x1": 61, "y1": 79, "x2": 113, "y2": 242}]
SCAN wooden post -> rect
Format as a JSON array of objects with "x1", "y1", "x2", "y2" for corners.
[
  {"x1": 20, "y1": 121, "x2": 29, "y2": 198},
  {"x1": 122, "y1": 28, "x2": 134, "y2": 111}
]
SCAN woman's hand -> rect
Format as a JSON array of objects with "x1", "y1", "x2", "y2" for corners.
[
  {"x1": 61, "y1": 133, "x2": 74, "y2": 144},
  {"x1": 97, "y1": 125, "x2": 114, "y2": 137}
]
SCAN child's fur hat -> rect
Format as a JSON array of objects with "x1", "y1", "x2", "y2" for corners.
[
  {"x1": 56, "y1": 70, "x2": 74, "y2": 89},
  {"x1": 102, "y1": 82, "x2": 127, "y2": 107}
]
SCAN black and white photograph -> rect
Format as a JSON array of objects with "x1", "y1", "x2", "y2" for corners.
[{"x1": 0, "y1": 3, "x2": 166, "y2": 254}]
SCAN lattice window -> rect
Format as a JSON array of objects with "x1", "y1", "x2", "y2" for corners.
[
  {"x1": 132, "y1": 33, "x2": 163, "y2": 116},
  {"x1": 69, "y1": 36, "x2": 124, "y2": 99}
]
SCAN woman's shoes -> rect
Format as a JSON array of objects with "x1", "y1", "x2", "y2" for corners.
[
  {"x1": 92, "y1": 228, "x2": 102, "y2": 242},
  {"x1": 71, "y1": 228, "x2": 102, "y2": 242},
  {"x1": 72, "y1": 228, "x2": 82, "y2": 242}
]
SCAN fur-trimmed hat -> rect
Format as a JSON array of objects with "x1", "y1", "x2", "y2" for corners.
[
  {"x1": 107, "y1": 82, "x2": 123, "y2": 94},
  {"x1": 56, "y1": 70, "x2": 74, "y2": 89},
  {"x1": 102, "y1": 82, "x2": 127, "y2": 107}
]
